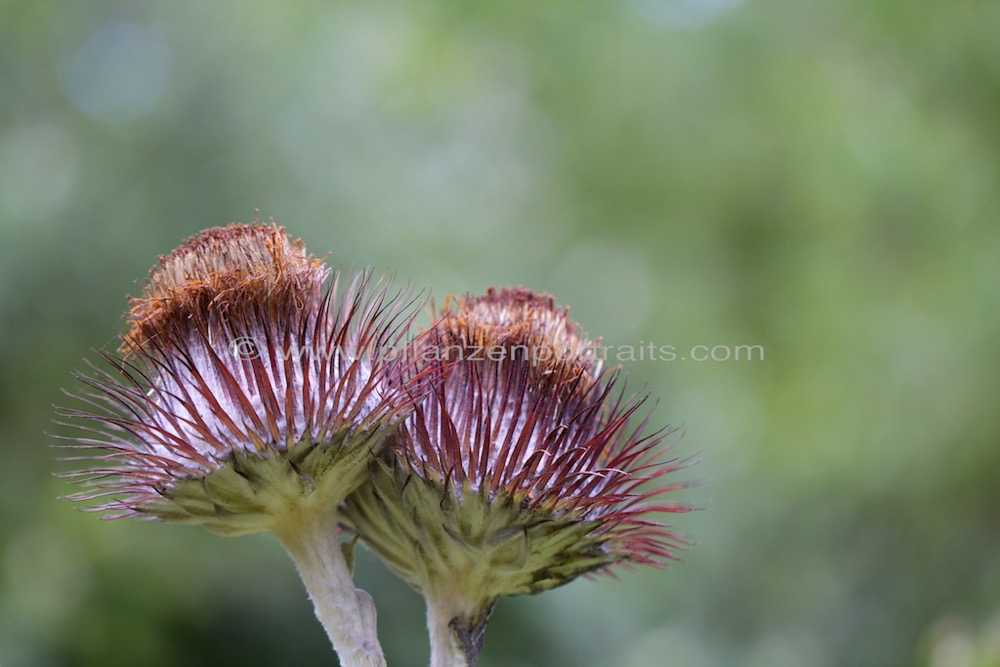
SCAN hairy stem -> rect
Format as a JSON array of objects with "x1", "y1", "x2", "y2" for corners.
[
  {"x1": 277, "y1": 511, "x2": 386, "y2": 667},
  {"x1": 427, "y1": 599, "x2": 469, "y2": 667},
  {"x1": 426, "y1": 595, "x2": 495, "y2": 667}
]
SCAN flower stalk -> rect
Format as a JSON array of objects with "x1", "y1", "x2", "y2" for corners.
[
  {"x1": 425, "y1": 594, "x2": 494, "y2": 667},
  {"x1": 276, "y1": 510, "x2": 385, "y2": 667}
]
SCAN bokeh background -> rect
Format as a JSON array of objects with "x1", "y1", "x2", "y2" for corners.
[{"x1": 2, "y1": 1, "x2": 999, "y2": 666}]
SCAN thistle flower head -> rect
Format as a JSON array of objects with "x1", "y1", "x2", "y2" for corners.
[
  {"x1": 58, "y1": 223, "x2": 425, "y2": 535},
  {"x1": 342, "y1": 287, "x2": 691, "y2": 652}
]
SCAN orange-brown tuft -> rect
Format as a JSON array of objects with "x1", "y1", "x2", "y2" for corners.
[
  {"x1": 434, "y1": 286, "x2": 600, "y2": 388},
  {"x1": 122, "y1": 223, "x2": 327, "y2": 354}
]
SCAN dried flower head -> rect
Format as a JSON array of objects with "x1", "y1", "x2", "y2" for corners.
[
  {"x1": 58, "y1": 223, "x2": 424, "y2": 537},
  {"x1": 342, "y1": 287, "x2": 692, "y2": 666}
]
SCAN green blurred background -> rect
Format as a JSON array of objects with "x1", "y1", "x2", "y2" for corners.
[{"x1": 2, "y1": 1, "x2": 999, "y2": 665}]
